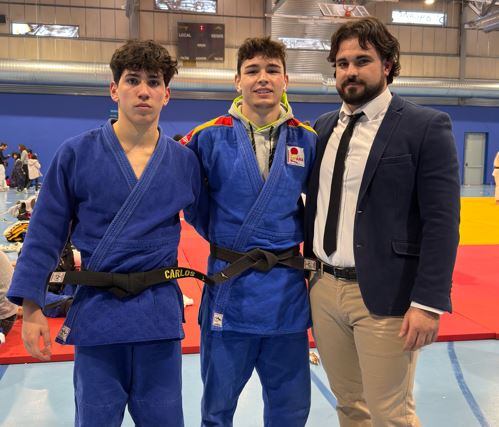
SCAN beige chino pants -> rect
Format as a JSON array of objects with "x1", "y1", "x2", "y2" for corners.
[{"x1": 310, "y1": 272, "x2": 421, "y2": 427}]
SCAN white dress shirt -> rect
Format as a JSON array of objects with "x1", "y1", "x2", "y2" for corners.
[{"x1": 313, "y1": 88, "x2": 442, "y2": 314}]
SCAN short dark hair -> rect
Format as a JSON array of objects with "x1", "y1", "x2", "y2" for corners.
[
  {"x1": 328, "y1": 17, "x2": 400, "y2": 84},
  {"x1": 110, "y1": 40, "x2": 178, "y2": 87},
  {"x1": 237, "y1": 37, "x2": 287, "y2": 75}
]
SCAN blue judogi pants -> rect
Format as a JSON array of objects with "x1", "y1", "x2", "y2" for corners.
[
  {"x1": 200, "y1": 326, "x2": 311, "y2": 427},
  {"x1": 74, "y1": 339, "x2": 183, "y2": 427}
]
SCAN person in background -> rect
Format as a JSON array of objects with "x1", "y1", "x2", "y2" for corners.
[
  {"x1": 0, "y1": 250, "x2": 19, "y2": 345},
  {"x1": 304, "y1": 17, "x2": 460, "y2": 426},
  {"x1": 0, "y1": 143, "x2": 8, "y2": 191},
  {"x1": 493, "y1": 151, "x2": 499, "y2": 204},
  {"x1": 19, "y1": 144, "x2": 30, "y2": 192},
  {"x1": 27, "y1": 152, "x2": 42, "y2": 191},
  {"x1": 10, "y1": 153, "x2": 26, "y2": 192},
  {"x1": 0, "y1": 142, "x2": 9, "y2": 168}
]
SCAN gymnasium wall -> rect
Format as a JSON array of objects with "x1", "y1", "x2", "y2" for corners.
[
  {"x1": 0, "y1": 0, "x2": 265, "y2": 71},
  {"x1": 1, "y1": 0, "x2": 499, "y2": 80},
  {"x1": 0, "y1": 92, "x2": 498, "y2": 185}
]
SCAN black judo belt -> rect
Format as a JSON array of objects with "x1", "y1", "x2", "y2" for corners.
[
  {"x1": 47, "y1": 266, "x2": 213, "y2": 299},
  {"x1": 47, "y1": 246, "x2": 317, "y2": 299},
  {"x1": 209, "y1": 243, "x2": 317, "y2": 284}
]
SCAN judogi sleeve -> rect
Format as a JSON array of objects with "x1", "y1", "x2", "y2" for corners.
[
  {"x1": 8, "y1": 144, "x2": 76, "y2": 308},
  {"x1": 182, "y1": 130, "x2": 211, "y2": 240}
]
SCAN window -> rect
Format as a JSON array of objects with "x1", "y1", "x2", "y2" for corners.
[
  {"x1": 12, "y1": 22, "x2": 79, "y2": 38},
  {"x1": 155, "y1": 0, "x2": 217, "y2": 14}
]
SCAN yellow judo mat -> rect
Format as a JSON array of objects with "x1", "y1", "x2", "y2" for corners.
[{"x1": 460, "y1": 197, "x2": 499, "y2": 245}]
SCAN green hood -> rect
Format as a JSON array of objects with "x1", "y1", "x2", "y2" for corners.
[{"x1": 228, "y1": 93, "x2": 294, "y2": 133}]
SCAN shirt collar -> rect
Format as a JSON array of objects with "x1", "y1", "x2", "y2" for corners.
[{"x1": 339, "y1": 87, "x2": 392, "y2": 122}]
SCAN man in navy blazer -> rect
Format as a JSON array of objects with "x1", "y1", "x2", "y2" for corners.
[{"x1": 304, "y1": 17, "x2": 460, "y2": 426}]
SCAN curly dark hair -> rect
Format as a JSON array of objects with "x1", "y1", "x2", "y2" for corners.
[
  {"x1": 328, "y1": 17, "x2": 400, "y2": 84},
  {"x1": 237, "y1": 37, "x2": 287, "y2": 75},
  {"x1": 110, "y1": 40, "x2": 178, "y2": 86}
]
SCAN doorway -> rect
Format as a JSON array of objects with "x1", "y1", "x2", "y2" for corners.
[{"x1": 463, "y1": 132, "x2": 487, "y2": 185}]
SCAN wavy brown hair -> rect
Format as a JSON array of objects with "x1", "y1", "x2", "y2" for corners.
[
  {"x1": 110, "y1": 40, "x2": 178, "y2": 86},
  {"x1": 328, "y1": 17, "x2": 400, "y2": 84},
  {"x1": 237, "y1": 37, "x2": 287, "y2": 75}
]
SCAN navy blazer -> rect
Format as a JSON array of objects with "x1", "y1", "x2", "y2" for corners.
[{"x1": 304, "y1": 94, "x2": 460, "y2": 315}]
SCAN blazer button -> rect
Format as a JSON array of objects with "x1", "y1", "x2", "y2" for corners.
[
  {"x1": 356, "y1": 244, "x2": 363, "y2": 248},
  {"x1": 357, "y1": 210, "x2": 363, "y2": 214}
]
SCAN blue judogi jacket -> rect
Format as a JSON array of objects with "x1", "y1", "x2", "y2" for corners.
[
  {"x1": 8, "y1": 120, "x2": 202, "y2": 346},
  {"x1": 183, "y1": 114, "x2": 316, "y2": 334}
]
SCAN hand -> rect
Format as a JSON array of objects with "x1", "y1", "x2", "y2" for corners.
[
  {"x1": 22, "y1": 299, "x2": 52, "y2": 361},
  {"x1": 399, "y1": 307, "x2": 440, "y2": 352}
]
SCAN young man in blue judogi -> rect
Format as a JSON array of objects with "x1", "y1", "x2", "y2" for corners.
[
  {"x1": 182, "y1": 37, "x2": 317, "y2": 426},
  {"x1": 8, "y1": 40, "x2": 201, "y2": 427}
]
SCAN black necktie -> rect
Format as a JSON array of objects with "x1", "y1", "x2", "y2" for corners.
[{"x1": 323, "y1": 112, "x2": 364, "y2": 256}]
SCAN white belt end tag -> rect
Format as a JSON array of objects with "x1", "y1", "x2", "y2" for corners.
[
  {"x1": 50, "y1": 272, "x2": 66, "y2": 283},
  {"x1": 304, "y1": 258, "x2": 317, "y2": 271},
  {"x1": 287, "y1": 146, "x2": 305, "y2": 167},
  {"x1": 212, "y1": 312, "x2": 223, "y2": 328},
  {"x1": 57, "y1": 325, "x2": 71, "y2": 343}
]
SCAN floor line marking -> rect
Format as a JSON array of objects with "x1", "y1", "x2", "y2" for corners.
[
  {"x1": 310, "y1": 369, "x2": 337, "y2": 409},
  {"x1": 447, "y1": 342, "x2": 490, "y2": 427},
  {"x1": 0, "y1": 365, "x2": 8, "y2": 382}
]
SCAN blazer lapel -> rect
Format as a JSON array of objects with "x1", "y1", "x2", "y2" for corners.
[{"x1": 357, "y1": 94, "x2": 405, "y2": 204}]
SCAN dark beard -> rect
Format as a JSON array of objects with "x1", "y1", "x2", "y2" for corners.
[{"x1": 337, "y1": 76, "x2": 385, "y2": 107}]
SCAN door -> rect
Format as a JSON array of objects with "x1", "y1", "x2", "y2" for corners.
[{"x1": 463, "y1": 133, "x2": 486, "y2": 185}]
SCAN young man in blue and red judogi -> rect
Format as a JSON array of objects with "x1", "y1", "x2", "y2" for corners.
[
  {"x1": 8, "y1": 40, "x2": 202, "y2": 427},
  {"x1": 182, "y1": 37, "x2": 317, "y2": 426}
]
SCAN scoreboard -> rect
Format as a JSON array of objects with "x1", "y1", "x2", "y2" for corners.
[{"x1": 177, "y1": 22, "x2": 225, "y2": 62}]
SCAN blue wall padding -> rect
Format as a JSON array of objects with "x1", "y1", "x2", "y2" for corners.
[{"x1": 0, "y1": 92, "x2": 498, "y2": 184}]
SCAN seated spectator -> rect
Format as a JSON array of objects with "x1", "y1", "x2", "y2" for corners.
[
  {"x1": 7, "y1": 195, "x2": 37, "y2": 220},
  {"x1": 0, "y1": 250, "x2": 19, "y2": 344}
]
